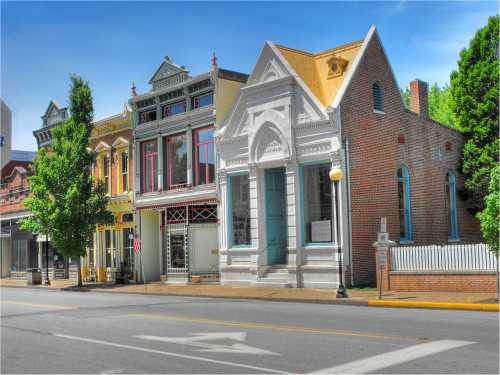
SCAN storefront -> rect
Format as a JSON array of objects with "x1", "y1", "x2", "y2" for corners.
[{"x1": 216, "y1": 41, "x2": 350, "y2": 288}]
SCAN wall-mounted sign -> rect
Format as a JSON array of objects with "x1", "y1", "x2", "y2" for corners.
[{"x1": 311, "y1": 220, "x2": 331, "y2": 242}]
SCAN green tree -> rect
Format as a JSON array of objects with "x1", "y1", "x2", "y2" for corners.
[
  {"x1": 21, "y1": 75, "x2": 113, "y2": 287},
  {"x1": 450, "y1": 15, "x2": 499, "y2": 212},
  {"x1": 401, "y1": 83, "x2": 455, "y2": 128},
  {"x1": 478, "y1": 165, "x2": 499, "y2": 255}
]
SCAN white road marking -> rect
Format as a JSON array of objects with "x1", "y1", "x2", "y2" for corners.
[
  {"x1": 135, "y1": 332, "x2": 279, "y2": 355},
  {"x1": 310, "y1": 339, "x2": 475, "y2": 374},
  {"x1": 54, "y1": 333, "x2": 286, "y2": 374}
]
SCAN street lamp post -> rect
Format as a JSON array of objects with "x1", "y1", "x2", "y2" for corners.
[
  {"x1": 329, "y1": 167, "x2": 348, "y2": 298},
  {"x1": 44, "y1": 235, "x2": 50, "y2": 286}
]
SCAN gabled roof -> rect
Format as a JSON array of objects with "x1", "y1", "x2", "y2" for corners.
[
  {"x1": 41, "y1": 100, "x2": 67, "y2": 119},
  {"x1": 149, "y1": 56, "x2": 189, "y2": 84},
  {"x1": 274, "y1": 40, "x2": 363, "y2": 107}
]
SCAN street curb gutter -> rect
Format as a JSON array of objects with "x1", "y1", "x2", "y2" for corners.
[
  {"x1": 1, "y1": 285, "x2": 498, "y2": 311},
  {"x1": 368, "y1": 299, "x2": 500, "y2": 311}
]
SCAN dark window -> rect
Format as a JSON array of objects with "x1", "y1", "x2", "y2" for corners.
[
  {"x1": 142, "y1": 140, "x2": 158, "y2": 193},
  {"x1": 164, "y1": 134, "x2": 187, "y2": 190},
  {"x1": 136, "y1": 98, "x2": 155, "y2": 109},
  {"x1": 397, "y1": 166, "x2": 412, "y2": 241},
  {"x1": 159, "y1": 89, "x2": 183, "y2": 103},
  {"x1": 121, "y1": 152, "x2": 128, "y2": 192},
  {"x1": 193, "y1": 126, "x2": 215, "y2": 185},
  {"x1": 230, "y1": 174, "x2": 251, "y2": 246},
  {"x1": 103, "y1": 156, "x2": 110, "y2": 194},
  {"x1": 372, "y1": 82, "x2": 383, "y2": 111},
  {"x1": 445, "y1": 172, "x2": 459, "y2": 240},
  {"x1": 122, "y1": 213, "x2": 133, "y2": 222},
  {"x1": 192, "y1": 93, "x2": 213, "y2": 110},
  {"x1": 188, "y1": 79, "x2": 211, "y2": 94},
  {"x1": 303, "y1": 164, "x2": 333, "y2": 244},
  {"x1": 139, "y1": 109, "x2": 157, "y2": 124},
  {"x1": 122, "y1": 228, "x2": 134, "y2": 273}
]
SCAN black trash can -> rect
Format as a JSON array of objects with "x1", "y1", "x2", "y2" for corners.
[{"x1": 26, "y1": 268, "x2": 42, "y2": 285}]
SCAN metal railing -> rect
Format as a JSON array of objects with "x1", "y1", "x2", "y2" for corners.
[{"x1": 391, "y1": 243, "x2": 497, "y2": 272}]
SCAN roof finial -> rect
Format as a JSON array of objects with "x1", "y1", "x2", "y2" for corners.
[
  {"x1": 211, "y1": 52, "x2": 218, "y2": 69},
  {"x1": 131, "y1": 82, "x2": 137, "y2": 97}
]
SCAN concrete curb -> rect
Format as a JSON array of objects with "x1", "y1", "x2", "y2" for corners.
[
  {"x1": 2, "y1": 284, "x2": 498, "y2": 311},
  {"x1": 367, "y1": 299, "x2": 500, "y2": 311}
]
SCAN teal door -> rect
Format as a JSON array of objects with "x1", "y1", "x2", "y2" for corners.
[{"x1": 265, "y1": 168, "x2": 287, "y2": 265}]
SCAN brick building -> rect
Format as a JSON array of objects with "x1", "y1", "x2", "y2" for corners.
[{"x1": 216, "y1": 25, "x2": 481, "y2": 288}]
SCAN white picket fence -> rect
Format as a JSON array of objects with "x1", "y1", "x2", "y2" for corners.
[{"x1": 391, "y1": 243, "x2": 498, "y2": 272}]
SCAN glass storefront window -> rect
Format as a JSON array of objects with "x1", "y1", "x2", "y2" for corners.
[
  {"x1": 303, "y1": 163, "x2": 333, "y2": 244},
  {"x1": 193, "y1": 126, "x2": 215, "y2": 185},
  {"x1": 142, "y1": 140, "x2": 158, "y2": 193},
  {"x1": 230, "y1": 174, "x2": 251, "y2": 246}
]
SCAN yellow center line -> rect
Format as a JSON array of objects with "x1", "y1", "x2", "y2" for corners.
[
  {"x1": 1, "y1": 300, "x2": 75, "y2": 310},
  {"x1": 127, "y1": 313, "x2": 428, "y2": 342}
]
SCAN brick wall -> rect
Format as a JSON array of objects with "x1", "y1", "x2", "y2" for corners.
[
  {"x1": 340, "y1": 32, "x2": 481, "y2": 286},
  {"x1": 388, "y1": 272, "x2": 497, "y2": 293}
]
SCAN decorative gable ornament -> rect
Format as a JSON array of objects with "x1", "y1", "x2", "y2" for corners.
[
  {"x1": 327, "y1": 56, "x2": 348, "y2": 79},
  {"x1": 149, "y1": 56, "x2": 190, "y2": 91}
]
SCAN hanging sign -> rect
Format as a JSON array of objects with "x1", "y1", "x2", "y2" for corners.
[{"x1": 133, "y1": 238, "x2": 141, "y2": 254}]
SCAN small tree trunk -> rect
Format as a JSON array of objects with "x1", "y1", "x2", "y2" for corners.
[{"x1": 77, "y1": 256, "x2": 83, "y2": 288}]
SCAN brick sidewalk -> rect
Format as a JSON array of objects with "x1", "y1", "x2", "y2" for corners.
[{"x1": 1, "y1": 278, "x2": 497, "y2": 305}]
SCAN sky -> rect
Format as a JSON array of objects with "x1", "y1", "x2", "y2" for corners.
[{"x1": 1, "y1": 1, "x2": 497, "y2": 151}]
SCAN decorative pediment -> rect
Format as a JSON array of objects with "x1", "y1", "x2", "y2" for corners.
[
  {"x1": 251, "y1": 122, "x2": 290, "y2": 164},
  {"x1": 42, "y1": 100, "x2": 68, "y2": 128},
  {"x1": 246, "y1": 43, "x2": 291, "y2": 86},
  {"x1": 260, "y1": 58, "x2": 286, "y2": 83},
  {"x1": 95, "y1": 141, "x2": 111, "y2": 153},
  {"x1": 296, "y1": 89, "x2": 324, "y2": 124},
  {"x1": 112, "y1": 136, "x2": 130, "y2": 148},
  {"x1": 149, "y1": 56, "x2": 189, "y2": 90}
]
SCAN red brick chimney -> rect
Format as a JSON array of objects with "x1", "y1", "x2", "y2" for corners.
[{"x1": 409, "y1": 79, "x2": 428, "y2": 118}]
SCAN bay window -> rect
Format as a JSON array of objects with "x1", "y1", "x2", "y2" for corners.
[
  {"x1": 229, "y1": 174, "x2": 251, "y2": 246},
  {"x1": 164, "y1": 134, "x2": 187, "y2": 190},
  {"x1": 302, "y1": 163, "x2": 333, "y2": 244},
  {"x1": 193, "y1": 126, "x2": 215, "y2": 185},
  {"x1": 142, "y1": 140, "x2": 158, "y2": 193}
]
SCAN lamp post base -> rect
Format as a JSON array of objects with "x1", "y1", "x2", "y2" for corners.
[{"x1": 336, "y1": 285, "x2": 348, "y2": 298}]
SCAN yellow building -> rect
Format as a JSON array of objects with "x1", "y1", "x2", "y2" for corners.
[{"x1": 82, "y1": 105, "x2": 136, "y2": 283}]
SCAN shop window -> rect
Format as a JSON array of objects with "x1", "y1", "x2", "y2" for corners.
[
  {"x1": 142, "y1": 140, "x2": 158, "y2": 193},
  {"x1": 11, "y1": 240, "x2": 28, "y2": 272},
  {"x1": 445, "y1": 172, "x2": 459, "y2": 240},
  {"x1": 302, "y1": 163, "x2": 333, "y2": 244},
  {"x1": 121, "y1": 152, "x2": 128, "y2": 192},
  {"x1": 122, "y1": 228, "x2": 134, "y2": 272},
  {"x1": 192, "y1": 92, "x2": 213, "y2": 110},
  {"x1": 165, "y1": 134, "x2": 188, "y2": 190},
  {"x1": 193, "y1": 126, "x2": 215, "y2": 185},
  {"x1": 139, "y1": 109, "x2": 157, "y2": 124},
  {"x1": 105, "y1": 230, "x2": 112, "y2": 268},
  {"x1": 229, "y1": 174, "x2": 251, "y2": 246},
  {"x1": 162, "y1": 101, "x2": 186, "y2": 118},
  {"x1": 398, "y1": 166, "x2": 413, "y2": 241}
]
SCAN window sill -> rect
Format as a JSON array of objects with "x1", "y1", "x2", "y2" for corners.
[
  {"x1": 448, "y1": 238, "x2": 461, "y2": 243},
  {"x1": 373, "y1": 109, "x2": 385, "y2": 115},
  {"x1": 230, "y1": 245, "x2": 252, "y2": 249},
  {"x1": 304, "y1": 243, "x2": 335, "y2": 249}
]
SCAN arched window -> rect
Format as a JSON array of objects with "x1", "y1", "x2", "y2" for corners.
[
  {"x1": 397, "y1": 166, "x2": 412, "y2": 241},
  {"x1": 372, "y1": 82, "x2": 383, "y2": 112},
  {"x1": 445, "y1": 172, "x2": 459, "y2": 240}
]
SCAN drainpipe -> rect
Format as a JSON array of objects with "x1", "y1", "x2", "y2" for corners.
[{"x1": 343, "y1": 137, "x2": 354, "y2": 287}]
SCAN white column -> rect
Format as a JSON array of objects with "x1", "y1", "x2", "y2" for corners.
[
  {"x1": 285, "y1": 164, "x2": 298, "y2": 265},
  {"x1": 157, "y1": 135, "x2": 163, "y2": 191},
  {"x1": 186, "y1": 126, "x2": 193, "y2": 186}
]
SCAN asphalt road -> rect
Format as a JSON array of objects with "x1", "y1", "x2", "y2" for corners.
[{"x1": 0, "y1": 287, "x2": 498, "y2": 374}]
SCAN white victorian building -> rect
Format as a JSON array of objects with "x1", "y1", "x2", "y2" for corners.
[{"x1": 216, "y1": 40, "x2": 360, "y2": 288}]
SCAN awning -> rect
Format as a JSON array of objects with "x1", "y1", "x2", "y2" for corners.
[{"x1": 137, "y1": 198, "x2": 218, "y2": 210}]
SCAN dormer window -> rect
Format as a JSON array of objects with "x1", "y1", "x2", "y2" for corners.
[{"x1": 327, "y1": 56, "x2": 348, "y2": 79}]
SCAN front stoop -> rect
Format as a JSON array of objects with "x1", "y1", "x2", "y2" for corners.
[{"x1": 255, "y1": 266, "x2": 291, "y2": 288}]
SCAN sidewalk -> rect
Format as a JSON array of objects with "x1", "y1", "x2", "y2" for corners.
[{"x1": 1, "y1": 278, "x2": 498, "y2": 311}]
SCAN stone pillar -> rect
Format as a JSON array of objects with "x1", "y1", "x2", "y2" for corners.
[{"x1": 373, "y1": 217, "x2": 395, "y2": 292}]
